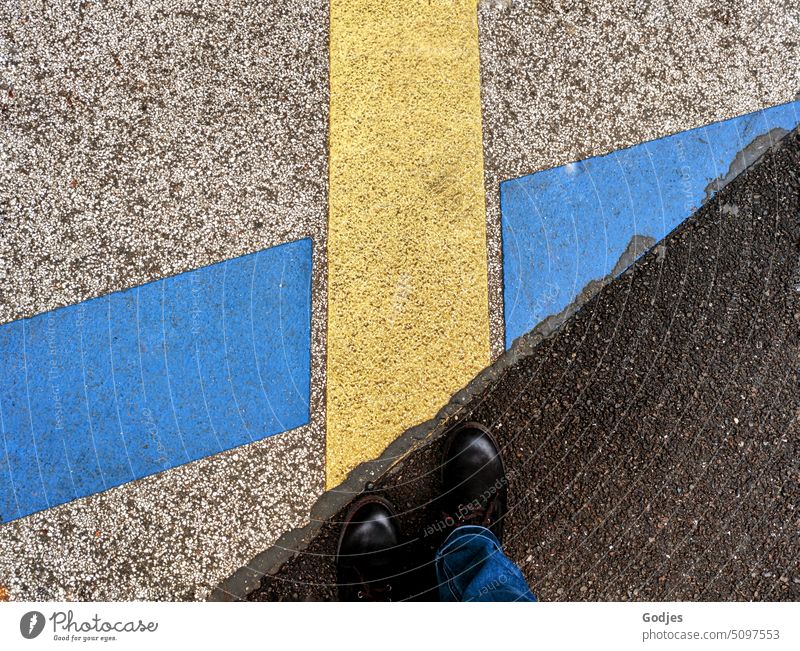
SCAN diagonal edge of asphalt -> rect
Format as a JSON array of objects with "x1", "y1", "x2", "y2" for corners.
[{"x1": 211, "y1": 127, "x2": 800, "y2": 602}]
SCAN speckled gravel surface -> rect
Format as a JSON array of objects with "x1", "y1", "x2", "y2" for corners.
[
  {"x1": 478, "y1": 0, "x2": 800, "y2": 358},
  {"x1": 0, "y1": 424, "x2": 324, "y2": 601},
  {"x1": 0, "y1": 0, "x2": 328, "y2": 600},
  {"x1": 0, "y1": 0, "x2": 328, "y2": 324}
]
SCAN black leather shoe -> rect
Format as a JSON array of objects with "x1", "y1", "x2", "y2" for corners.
[
  {"x1": 336, "y1": 496, "x2": 401, "y2": 601},
  {"x1": 439, "y1": 422, "x2": 507, "y2": 541}
]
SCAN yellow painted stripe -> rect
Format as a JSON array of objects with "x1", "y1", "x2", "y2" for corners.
[
  {"x1": 327, "y1": 0, "x2": 489, "y2": 486},
  {"x1": 326, "y1": 0, "x2": 490, "y2": 486}
]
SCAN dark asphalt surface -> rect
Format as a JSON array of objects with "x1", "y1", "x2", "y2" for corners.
[{"x1": 248, "y1": 129, "x2": 800, "y2": 601}]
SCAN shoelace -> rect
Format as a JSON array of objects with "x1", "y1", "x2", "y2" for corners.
[
  {"x1": 447, "y1": 493, "x2": 500, "y2": 528},
  {"x1": 352, "y1": 566, "x2": 394, "y2": 602},
  {"x1": 356, "y1": 582, "x2": 393, "y2": 601}
]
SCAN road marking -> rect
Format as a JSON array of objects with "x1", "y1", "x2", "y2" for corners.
[
  {"x1": 0, "y1": 238, "x2": 312, "y2": 522},
  {"x1": 327, "y1": 0, "x2": 490, "y2": 486},
  {"x1": 501, "y1": 100, "x2": 800, "y2": 349}
]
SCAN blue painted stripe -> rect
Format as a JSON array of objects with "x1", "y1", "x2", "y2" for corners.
[
  {"x1": 501, "y1": 101, "x2": 800, "y2": 349},
  {"x1": 0, "y1": 238, "x2": 312, "y2": 522}
]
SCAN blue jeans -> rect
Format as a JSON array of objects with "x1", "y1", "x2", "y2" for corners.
[{"x1": 435, "y1": 525, "x2": 537, "y2": 602}]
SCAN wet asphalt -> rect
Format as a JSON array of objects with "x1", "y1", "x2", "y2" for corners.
[{"x1": 247, "y1": 128, "x2": 800, "y2": 601}]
